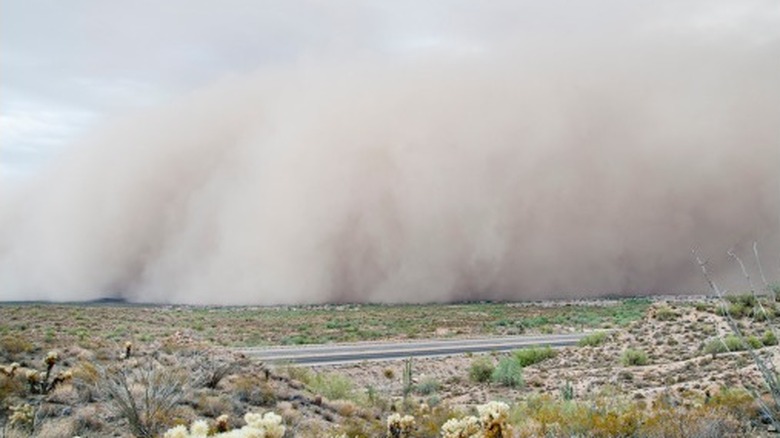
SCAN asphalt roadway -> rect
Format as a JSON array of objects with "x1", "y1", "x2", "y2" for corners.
[{"x1": 235, "y1": 332, "x2": 593, "y2": 366}]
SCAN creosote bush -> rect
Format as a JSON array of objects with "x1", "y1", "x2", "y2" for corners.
[
  {"x1": 308, "y1": 372, "x2": 355, "y2": 401},
  {"x1": 469, "y1": 357, "x2": 495, "y2": 383},
  {"x1": 654, "y1": 305, "x2": 678, "y2": 321},
  {"x1": 513, "y1": 346, "x2": 556, "y2": 367},
  {"x1": 577, "y1": 331, "x2": 609, "y2": 347},
  {"x1": 492, "y1": 357, "x2": 523, "y2": 388},
  {"x1": 620, "y1": 348, "x2": 648, "y2": 366},
  {"x1": 703, "y1": 334, "x2": 749, "y2": 356}
]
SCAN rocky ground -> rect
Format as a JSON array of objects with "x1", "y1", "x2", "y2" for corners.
[{"x1": 0, "y1": 297, "x2": 777, "y2": 437}]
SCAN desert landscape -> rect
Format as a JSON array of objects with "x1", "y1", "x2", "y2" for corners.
[
  {"x1": 2, "y1": 1, "x2": 779, "y2": 437},
  {"x1": 2, "y1": 293, "x2": 779, "y2": 437}
]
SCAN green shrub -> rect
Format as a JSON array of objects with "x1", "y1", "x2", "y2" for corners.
[
  {"x1": 469, "y1": 357, "x2": 495, "y2": 383},
  {"x1": 621, "y1": 349, "x2": 649, "y2": 366},
  {"x1": 763, "y1": 330, "x2": 778, "y2": 346},
  {"x1": 309, "y1": 372, "x2": 354, "y2": 401},
  {"x1": 723, "y1": 335, "x2": 745, "y2": 351},
  {"x1": 717, "y1": 302, "x2": 747, "y2": 319},
  {"x1": 704, "y1": 335, "x2": 747, "y2": 356},
  {"x1": 746, "y1": 336, "x2": 763, "y2": 349},
  {"x1": 284, "y1": 365, "x2": 313, "y2": 384},
  {"x1": 771, "y1": 283, "x2": 780, "y2": 300},
  {"x1": 492, "y1": 357, "x2": 524, "y2": 388},
  {"x1": 0, "y1": 336, "x2": 33, "y2": 355},
  {"x1": 577, "y1": 332, "x2": 609, "y2": 347},
  {"x1": 514, "y1": 346, "x2": 556, "y2": 367},
  {"x1": 654, "y1": 306, "x2": 678, "y2": 321},
  {"x1": 415, "y1": 378, "x2": 440, "y2": 396},
  {"x1": 726, "y1": 294, "x2": 757, "y2": 308}
]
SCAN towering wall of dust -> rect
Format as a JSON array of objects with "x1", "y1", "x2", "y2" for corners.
[{"x1": 1, "y1": 44, "x2": 779, "y2": 304}]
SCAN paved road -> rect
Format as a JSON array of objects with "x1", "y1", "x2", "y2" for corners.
[{"x1": 235, "y1": 332, "x2": 594, "y2": 366}]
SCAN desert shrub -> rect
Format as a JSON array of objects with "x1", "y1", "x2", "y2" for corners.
[
  {"x1": 654, "y1": 305, "x2": 679, "y2": 321},
  {"x1": 383, "y1": 368, "x2": 395, "y2": 379},
  {"x1": 763, "y1": 330, "x2": 778, "y2": 346},
  {"x1": 726, "y1": 293, "x2": 757, "y2": 308},
  {"x1": 0, "y1": 364, "x2": 26, "y2": 403},
  {"x1": 234, "y1": 375, "x2": 276, "y2": 406},
  {"x1": 492, "y1": 357, "x2": 523, "y2": 388},
  {"x1": 414, "y1": 378, "x2": 439, "y2": 396},
  {"x1": 746, "y1": 335, "x2": 763, "y2": 349},
  {"x1": 772, "y1": 283, "x2": 780, "y2": 300},
  {"x1": 514, "y1": 395, "x2": 642, "y2": 437},
  {"x1": 753, "y1": 306, "x2": 775, "y2": 321},
  {"x1": 577, "y1": 332, "x2": 608, "y2": 347},
  {"x1": 718, "y1": 302, "x2": 748, "y2": 319},
  {"x1": 309, "y1": 372, "x2": 354, "y2": 401},
  {"x1": 705, "y1": 334, "x2": 748, "y2": 356},
  {"x1": 620, "y1": 349, "x2": 648, "y2": 366},
  {"x1": 100, "y1": 361, "x2": 186, "y2": 438},
  {"x1": 195, "y1": 360, "x2": 236, "y2": 389},
  {"x1": 196, "y1": 394, "x2": 233, "y2": 418},
  {"x1": 469, "y1": 357, "x2": 495, "y2": 383},
  {"x1": 724, "y1": 334, "x2": 746, "y2": 351},
  {"x1": 0, "y1": 336, "x2": 33, "y2": 355},
  {"x1": 513, "y1": 346, "x2": 556, "y2": 367},
  {"x1": 283, "y1": 364, "x2": 313, "y2": 384}
]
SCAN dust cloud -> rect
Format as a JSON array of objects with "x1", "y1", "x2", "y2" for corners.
[{"x1": 1, "y1": 42, "x2": 779, "y2": 304}]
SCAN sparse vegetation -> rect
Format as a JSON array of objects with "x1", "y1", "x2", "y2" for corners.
[
  {"x1": 308, "y1": 372, "x2": 355, "y2": 401},
  {"x1": 414, "y1": 378, "x2": 440, "y2": 395},
  {"x1": 491, "y1": 357, "x2": 524, "y2": 388},
  {"x1": 577, "y1": 331, "x2": 609, "y2": 347},
  {"x1": 0, "y1": 296, "x2": 776, "y2": 436},
  {"x1": 100, "y1": 361, "x2": 186, "y2": 438},
  {"x1": 469, "y1": 356, "x2": 495, "y2": 383},
  {"x1": 621, "y1": 348, "x2": 649, "y2": 366},
  {"x1": 513, "y1": 345, "x2": 556, "y2": 367}
]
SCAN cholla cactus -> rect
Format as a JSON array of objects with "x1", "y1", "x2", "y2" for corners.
[
  {"x1": 44, "y1": 351, "x2": 59, "y2": 368},
  {"x1": 163, "y1": 411, "x2": 285, "y2": 438},
  {"x1": 244, "y1": 412, "x2": 286, "y2": 438},
  {"x1": 387, "y1": 413, "x2": 416, "y2": 438},
  {"x1": 477, "y1": 401, "x2": 512, "y2": 438},
  {"x1": 1, "y1": 362, "x2": 20, "y2": 376},
  {"x1": 52, "y1": 370, "x2": 73, "y2": 386},
  {"x1": 124, "y1": 341, "x2": 133, "y2": 359},
  {"x1": 441, "y1": 416, "x2": 481, "y2": 438},
  {"x1": 216, "y1": 414, "x2": 231, "y2": 432},
  {"x1": 26, "y1": 369, "x2": 41, "y2": 391},
  {"x1": 440, "y1": 402, "x2": 512, "y2": 438},
  {"x1": 9, "y1": 403, "x2": 35, "y2": 430}
]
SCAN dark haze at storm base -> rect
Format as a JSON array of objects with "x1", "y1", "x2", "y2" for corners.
[{"x1": 0, "y1": 42, "x2": 778, "y2": 305}]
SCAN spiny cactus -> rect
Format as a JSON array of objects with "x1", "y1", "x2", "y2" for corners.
[
  {"x1": 163, "y1": 411, "x2": 285, "y2": 438},
  {"x1": 387, "y1": 413, "x2": 416, "y2": 438},
  {"x1": 402, "y1": 357, "x2": 414, "y2": 398},
  {"x1": 23, "y1": 351, "x2": 71, "y2": 394},
  {"x1": 440, "y1": 401, "x2": 512, "y2": 438},
  {"x1": 8, "y1": 403, "x2": 35, "y2": 431}
]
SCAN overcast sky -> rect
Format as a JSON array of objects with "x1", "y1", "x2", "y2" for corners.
[{"x1": 2, "y1": 0, "x2": 779, "y2": 180}]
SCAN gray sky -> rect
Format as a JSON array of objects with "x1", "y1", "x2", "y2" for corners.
[{"x1": 2, "y1": 0, "x2": 778, "y2": 180}]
